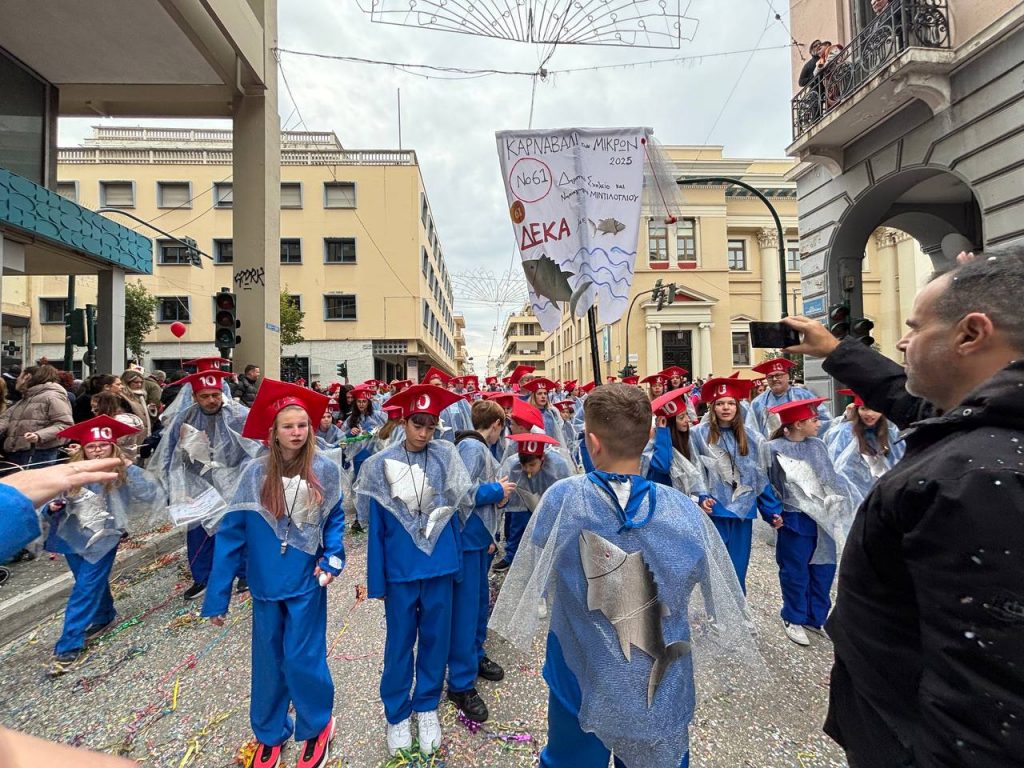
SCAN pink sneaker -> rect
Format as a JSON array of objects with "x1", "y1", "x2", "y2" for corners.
[
  {"x1": 252, "y1": 741, "x2": 281, "y2": 768},
  {"x1": 296, "y1": 716, "x2": 336, "y2": 768}
]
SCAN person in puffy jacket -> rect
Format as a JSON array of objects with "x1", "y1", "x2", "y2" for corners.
[{"x1": 0, "y1": 365, "x2": 73, "y2": 469}]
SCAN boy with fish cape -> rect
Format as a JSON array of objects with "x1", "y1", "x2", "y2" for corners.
[{"x1": 489, "y1": 384, "x2": 761, "y2": 768}]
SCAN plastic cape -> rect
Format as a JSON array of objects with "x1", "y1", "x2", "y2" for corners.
[
  {"x1": 690, "y1": 423, "x2": 768, "y2": 519},
  {"x1": 159, "y1": 378, "x2": 236, "y2": 427},
  {"x1": 498, "y1": 427, "x2": 575, "y2": 469},
  {"x1": 827, "y1": 420, "x2": 905, "y2": 464},
  {"x1": 641, "y1": 436, "x2": 708, "y2": 497},
  {"x1": 455, "y1": 436, "x2": 503, "y2": 543},
  {"x1": 150, "y1": 402, "x2": 261, "y2": 532},
  {"x1": 498, "y1": 449, "x2": 575, "y2": 514},
  {"x1": 541, "y1": 407, "x2": 564, "y2": 443},
  {"x1": 49, "y1": 465, "x2": 163, "y2": 563},
  {"x1": 833, "y1": 436, "x2": 902, "y2": 499},
  {"x1": 221, "y1": 453, "x2": 343, "y2": 556},
  {"x1": 436, "y1": 399, "x2": 472, "y2": 442},
  {"x1": 354, "y1": 439, "x2": 474, "y2": 555},
  {"x1": 315, "y1": 424, "x2": 342, "y2": 446},
  {"x1": 488, "y1": 474, "x2": 763, "y2": 768},
  {"x1": 344, "y1": 410, "x2": 385, "y2": 435},
  {"x1": 762, "y1": 438, "x2": 862, "y2": 564},
  {"x1": 750, "y1": 386, "x2": 832, "y2": 437}
]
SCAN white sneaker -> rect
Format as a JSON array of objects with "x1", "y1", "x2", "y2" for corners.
[
  {"x1": 538, "y1": 601, "x2": 548, "y2": 619},
  {"x1": 386, "y1": 718, "x2": 412, "y2": 756},
  {"x1": 804, "y1": 624, "x2": 829, "y2": 639},
  {"x1": 783, "y1": 621, "x2": 810, "y2": 647},
  {"x1": 417, "y1": 709, "x2": 442, "y2": 754}
]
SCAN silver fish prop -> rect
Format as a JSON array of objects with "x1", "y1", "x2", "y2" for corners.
[
  {"x1": 518, "y1": 487, "x2": 542, "y2": 513},
  {"x1": 579, "y1": 530, "x2": 690, "y2": 707},
  {"x1": 521, "y1": 253, "x2": 593, "y2": 318},
  {"x1": 66, "y1": 489, "x2": 121, "y2": 550},
  {"x1": 178, "y1": 423, "x2": 223, "y2": 477},
  {"x1": 588, "y1": 217, "x2": 626, "y2": 237},
  {"x1": 775, "y1": 453, "x2": 850, "y2": 557},
  {"x1": 383, "y1": 458, "x2": 447, "y2": 539},
  {"x1": 700, "y1": 445, "x2": 753, "y2": 502}
]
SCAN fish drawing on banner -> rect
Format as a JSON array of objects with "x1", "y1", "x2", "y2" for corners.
[{"x1": 496, "y1": 127, "x2": 651, "y2": 332}]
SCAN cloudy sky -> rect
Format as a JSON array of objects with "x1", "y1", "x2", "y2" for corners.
[{"x1": 59, "y1": 0, "x2": 799, "y2": 371}]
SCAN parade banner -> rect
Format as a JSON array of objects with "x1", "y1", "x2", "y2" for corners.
[{"x1": 496, "y1": 127, "x2": 650, "y2": 332}]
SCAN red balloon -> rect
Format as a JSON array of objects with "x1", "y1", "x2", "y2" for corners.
[{"x1": 169, "y1": 321, "x2": 187, "y2": 338}]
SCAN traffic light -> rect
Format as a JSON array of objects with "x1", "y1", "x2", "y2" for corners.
[
  {"x1": 336, "y1": 361, "x2": 348, "y2": 379},
  {"x1": 65, "y1": 308, "x2": 87, "y2": 346},
  {"x1": 182, "y1": 236, "x2": 201, "y2": 267},
  {"x1": 664, "y1": 282, "x2": 678, "y2": 306},
  {"x1": 851, "y1": 316, "x2": 875, "y2": 346},
  {"x1": 214, "y1": 289, "x2": 238, "y2": 349},
  {"x1": 827, "y1": 302, "x2": 850, "y2": 339},
  {"x1": 619, "y1": 364, "x2": 636, "y2": 378}
]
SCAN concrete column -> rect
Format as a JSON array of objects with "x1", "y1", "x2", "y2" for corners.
[
  {"x1": 758, "y1": 228, "x2": 782, "y2": 320},
  {"x1": 97, "y1": 269, "x2": 126, "y2": 373},
  {"x1": 698, "y1": 322, "x2": 713, "y2": 378},
  {"x1": 232, "y1": 0, "x2": 281, "y2": 378},
  {"x1": 645, "y1": 322, "x2": 661, "y2": 374},
  {"x1": 875, "y1": 228, "x2": 902, "y2": 358}
]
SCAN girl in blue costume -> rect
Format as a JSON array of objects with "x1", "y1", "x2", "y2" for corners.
[
  {"x1": 646, "y1": 387, "x2": 708, "y2": 498},
  {"x1": 201, "y1": 380, "x2": 345, "y2": 768},
  {"x1": 690, "y1": 377, "x2": 781, "y2": 592},
  {"x1": 830, "y1": 389, "x2": 904, "y2": 498},
  {"x1": 314, "y1": 410, "x2": 342, "y2": 446},
  {"x1": 43, "y1": 416, "x2": 162, "y2": 676},
  {"x1": 354, "y1": 384, "x2": 474, "y2": 758},
  {"x1": 523, "y1": 378, "x2": 565, "y2": 444},
  {"x1": 489, "y1": 384, "x2": 759, "y2": 768},
  {"x1": 763, "y1": 398, "x2": 860, "y2": 648}
]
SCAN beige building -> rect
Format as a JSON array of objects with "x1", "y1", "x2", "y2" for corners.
[
  {"x1": 13, "y1": 126, "x2": 461, "y2": 383},
  {"x1": 497, "y1": 307, "x2": 547, "y2": 378},
  {"x1": 542, "y1": 145, "x2": 932, "y2": 383}
]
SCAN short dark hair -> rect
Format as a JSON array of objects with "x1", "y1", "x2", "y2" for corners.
[
  {"x1": 409, "y1": 412, "x2": 438, "y2": 428},
  {"x1": 471, "y1": 399, "x2": 504, "y2": 431},
  {"x1": 244, "y1": 364, "x2": 259, "y2": 375},
  {"x1": 584, "y1": 383, "x2": 651, "y2": 460},
  {"x1": 932, "y1": 247, "x2": 1024, "y2": 351}
]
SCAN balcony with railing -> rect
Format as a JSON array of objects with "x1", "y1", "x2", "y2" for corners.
[{"x1": 789, "y1": 0, "x2": 952, "y2": 161}]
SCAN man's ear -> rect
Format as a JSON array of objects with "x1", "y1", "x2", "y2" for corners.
[
  {"x1": 956, "y1": 312, "x2": 996, "y2": 355},
  {"x1": 585, "y1": 429, "x2": 601, "y2": 458}
]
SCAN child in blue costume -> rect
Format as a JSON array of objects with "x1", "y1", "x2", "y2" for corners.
[
  {"x1": 447, "y1": 399, "x2": 517, "y2": 723},
  {"x1": 749, "y1": 357, "x2": 832, "y2": 438},
  {"x1": 763, "y1": 398, "x2": 860, "y2": 648},
  {"x1": 202, "y1": 380, "x2": 345, "y2": 768},
  {"x1": 522, "y1": 378, "x2": 564, "y2": 444},
  {"x1": 691, "y1": 377, "x2": 782, "y2": 592},
  {"x1": 827, "y1": 387, "x2": 905, "y2": 463},
  {"x1": 354, "y1": 384, "x2": 474, "y2": 758},
  {"x1": 646, "y1": 387, "x2": 708, "y2": 497},
  {"x1": 490, "y1": 384, "x2": 758, "y2": 768},
  {"x1": 315, "y1": 410, "x2": 342, "y2": 446},
  {"x1": 43, "y1": 416, "x2": 162, "y2": 676}
]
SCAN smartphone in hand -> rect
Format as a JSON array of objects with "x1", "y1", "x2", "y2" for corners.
[{"x1": 749, "y1": 321, "x2": 801, "y2": 349}]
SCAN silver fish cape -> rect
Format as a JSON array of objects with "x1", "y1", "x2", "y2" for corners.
[
  {"x1": 700, "y1": 444, "x2": 753, "y2": 502},
  {"x1": 521, "y1": 253, "x2": 593, "y2": 318},
  {"x1": 579, "y1": 530, "x2": 690, "y2": 707},
  {"x1": 178, "y1": 423, "x2": 224, "y2": 476},
  {"x1": 383, "y1": 458, "x2": 450, "y2": 539},
  {"x1": 65, "y1": 489, "x2": 121, "y2": 550}
]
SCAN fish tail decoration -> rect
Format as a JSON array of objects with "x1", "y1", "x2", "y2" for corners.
[{"x1": 648, "y1": 640, "x2": 690, "y2": 707}]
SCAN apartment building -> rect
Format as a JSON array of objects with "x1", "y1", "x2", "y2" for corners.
[{"x1": 497, "y1": 308, "x2": 547, "y2": 378}]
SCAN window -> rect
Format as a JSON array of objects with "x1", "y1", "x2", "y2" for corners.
[
  {"x1": 281, "y1": 182, "x2": 302, "y2": 209},
  {"x1": 286, "y1": 294, "x2": 302, "y2": 310},
  {"x1": 324, "y1": 294, "x2": 357, "y2": 320},
  {"x1": 728, "y1": 239, "x2": 748, "y2": 270},
  {"x1": 422, "y1": 300, "x2": 430, "y2": 329},
  {"x1": 731, "y1": 331, "x2": 751, "y2": 366},
  {"x1": 157, "y1": 181, "x2": 192, "y2": 209},
  {"x1": 158, "y1": 297, "x2": 191, "y2": 323},
  {"x1": 214, "y1": 238, "x2": 233, "y2": 264},
  {"x1": 56, "y1": 181, "x2": 78, "y2": 202},
  {"x1": 421, "y1": 247, "x2": 429, "y2": 277},
  {"x1": 99, "y1": 181, "x2": 134, "y2": 208},
  {"x1": 648, "y1": 219, "x2": 668, "y2": 264},
  {"x1": 158, "y1": 238, "x2": 194, "y2": 265},
  {"x1": 421, "y1": 193, "x2": 429, "y2": 228},
  {"x1": 214, "y1": 182, "x2": 233, "y2": 208},
  {"x1": 676, "y1": 218, "x2": 697, "y2": 264},
  {"x1": 325, "y1": 237, "x2": 356, "y2": 264},
  {"x1": 280, "y1": 238, "x2": 302, "y2": 264},
  {"x1": 40, "y1": 298, "x2": 67, "y2": 324},
  {"x1": 786, "y1": 240, "x2": 801, "y2": 272},
  {"x1": 324, "y1": 182, "x2": 356, "y2": 208}
]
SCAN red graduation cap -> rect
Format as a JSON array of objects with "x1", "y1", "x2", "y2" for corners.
[
  {"x1": 650, "y1": 386, "x2": 696, "y2": 418},
  {"x1": 553, "y1": 400, "x2": 575, "y2": 413},
  {"x1": 641, "y1": 374, "x2": 667, "y2": 387},
  {"x1": 461, "y1": 375, "x2": 479, "y2": 391},
  {"x1": 387, "y1": 384, "x2": 461, "y2": 420},
  {"x1": 752, "y1": 358, "x2": 797, "y2": 376},
  {"x1": 660, "y1": 366, "x2": 689, "y2": 379},
  {"x1": 184, "y1": 357, "x2": 231, "y2": 372},
  {"x1": 701, "y1": 377, "x2": 753, "y2": 404},
  {"x1": 563, "y1": 380, "x2": 578, "y2": 391},
  {"x1": 621, "y1": 376, "x2": 640, "y2": 386},
  {"x1": 580, "y1": 382, "x2": 597, "y2": 394},
  {"x1": 242, "y1": 379, "x2": 329, "y2": 442},
  {"x1": 507, "y1": 432, "x2": 559, "y2": 456},
  {"x1": 421, "y1": 367, "x2": 451, "y2": 386},
  {"x1": 485, "y1": 376, "x2": 498, "y2": 386},
  {"x1": 59, "y1": 415, "x2": 140, "y2": 446},
  {"x1": 510, "y1": 398, "x2": 544, "y2": 430},
  {"x1": 836, "y1": 388, "x2": 865, "y2": 407},
  {"x1": 521, "y1": 377, "x2": 555, "y2": 394},
  {"x1": 483, "y1": 392, "x2": 515, "y2": 409},
  {"x1": 390, "y1": 379, "x2": 413, "y2": 393},
  {"x1": 768, "y1": 397, "x2": 828, "y2": 426},
  {"x1": 362, "y1": 379, "x2": 385, "y2": 389},
  {"x1": 605, "y1": 376, "x2": 618, "y2": 383},
  {"x1": 508, "y1": 365, "x2": 536, "y2": 386},
  {"x1": 349, "y1": 384, "x2": 376, "y2": 401},
  {"x1": 180, "y1": 369, "x2": 234, "y2": 394},
  {"x1": 383, "y1": 405, "x2": 404, "y2": 421}
]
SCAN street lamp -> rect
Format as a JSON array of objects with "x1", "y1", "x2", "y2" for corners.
[{"x1": 622, "y1": 280, "x2": 676, "y2": 378}]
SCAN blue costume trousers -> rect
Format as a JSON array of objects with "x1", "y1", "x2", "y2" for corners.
[
  {"x1": 540, "y1": 691, "x2": 689, "y2": 768},
  {"x1": 504, "y1": 511, "x2": 530, "y2": 563},
  {"x1": 55, "y1": 547, "x2": 119, "y2": 655},
  {"x1": 710, "y1": 516, "x2": 753, "y2": 592},
  {"x1": 448, "y1": 548, "x2": 491, "y2": 692},
  {"x1": 250, "y1": 588, "x2": 334, "y2": 745},
  {"x1": 381, "y1": 575, "x2": 453, "y2": 723},
  {"x1": 776, "y1": 526, "x2": 836, "y2": 628},
  {"x1": 187, "y1": 525, "x2": 245, "y2": 584}
]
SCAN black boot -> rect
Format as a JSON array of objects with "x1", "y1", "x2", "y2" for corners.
[
  {"x1": 447, "y1": 688, "x2": 489, "y2": 723},
  {"x1": 477, "y1": 655, "x2": 505, "y2": 682}
]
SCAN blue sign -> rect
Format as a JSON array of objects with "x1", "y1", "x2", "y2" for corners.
[{"x1": 803, "y1": 296, "x2": 826, "y2": 317}]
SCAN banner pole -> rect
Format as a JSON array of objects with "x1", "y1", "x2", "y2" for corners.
[{"x1": 587, "y1": 306, "x2": 602, "y2": 386}]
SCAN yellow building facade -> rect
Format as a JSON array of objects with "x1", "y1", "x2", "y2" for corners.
[
  {"x1": 497, "y1": 308, "x2": 547, "y2": 377},
  {"x1": 542, "y1": 146, "x2": 932, "y2": 383},
  {"x1": 13, "y1": 127, "x2": 460, "y2": 383}
]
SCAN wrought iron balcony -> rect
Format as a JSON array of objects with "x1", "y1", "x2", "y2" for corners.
[{"x1": 791, "y1": 0, "x2": 950, "y2": 139}]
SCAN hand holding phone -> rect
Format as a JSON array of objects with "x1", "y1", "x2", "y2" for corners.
[{"x1": 749, "y1": 321, "x2": 802, "y2": 349}]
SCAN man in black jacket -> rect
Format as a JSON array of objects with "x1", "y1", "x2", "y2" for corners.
[
  {"x1": 798, "y1": 39, "x2": 825, "y2": 87},
  {"x1": 784, "y1": 250, "x2": 1024, "y2": 767},
  {"x1": 231, "y1": 364, "x2": 260, "y2": 407}
]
